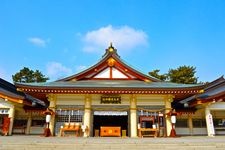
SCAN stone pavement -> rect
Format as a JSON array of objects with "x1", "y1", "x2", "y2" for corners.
[{"x1": 1, "y1": 135, "x2": 225, "y2": 150}]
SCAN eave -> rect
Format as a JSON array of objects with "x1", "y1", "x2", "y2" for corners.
[
  {"x1": 0, "y1": 78, "x2": 47, "y2": 107},
  {"x1": 15, "y1": 79, "x2": 204, "y2": 98},
  {"x1": 189, "y1": 91, "x2": 225, "y2": 107},
  {"x1": 16, "y1": 86, "x2": 203, "y2": 95},
  {"x1": 178, "y1": 76, "x2": 225, "y2": 106},
  {"x1": 0, "y1": 93, "x2": 31, "y2": 106}
]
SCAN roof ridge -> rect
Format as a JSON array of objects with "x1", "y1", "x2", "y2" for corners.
[
  {"x1": 55, "y1": 44, "x2": 160, "y2": 82},
  {"x1": 204, "y1": 76, "x2": 225, "y2": 91},
  {"x1": 0, "y1": 78, "x2": 19, "y2": 94}
]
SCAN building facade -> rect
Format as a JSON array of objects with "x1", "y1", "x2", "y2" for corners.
[
  {"x1": 14, "y1": 44, "x2": 208, "y2": 137},
  {"x1": 176, "y1": 76, "x2": 225, "y2": 136},
  {"x1": 0, "y1": 78, "x2": 46, "y2": 135}
]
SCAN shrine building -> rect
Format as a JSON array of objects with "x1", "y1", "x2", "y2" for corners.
[
  {"x1": 1, "y1": 44, "x2": 225, "y2": 137},
  {"x1": 12, "y1": 44, "x2": 207, "y2": 137}
]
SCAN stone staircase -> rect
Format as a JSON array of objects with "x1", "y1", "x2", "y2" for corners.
[{"x1": 1, "y1": 136, "x2": 225, "y2": 150}]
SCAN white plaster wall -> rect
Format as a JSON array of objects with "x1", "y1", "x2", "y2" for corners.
[
  {"x1": 112, "y1": 68, "x2": 128, "y2": 78},
  {"x1": 93, "y1": 68, "x2": 110, "y2": 78},
  {"x1": 137, "y1": 95, "x2": 165, "y2": 106},
  {"x1": 54, "y1": 94, "x2": 166, "y2": 106},
  {"x1": 209, "y1": 102, "x2": 225, "y2": 110},
  {"x1": 56, "y1": 94, "x2": 85, "y2": 105},
  {"x1": 91, "y1": 95, "x2": 101, "y2": 105},
  {"x1": 0, "y1": 99, "x2": 13, "y2": 108}
]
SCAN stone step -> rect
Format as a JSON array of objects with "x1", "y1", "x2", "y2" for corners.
[
  {"x1": 2, "y1": 143, "x2": 225, "y2": 150},
  {"x1": 1, "y1": 136, "x2": 225, "y2": 150}
]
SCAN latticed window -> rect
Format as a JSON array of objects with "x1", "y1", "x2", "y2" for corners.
[{"x1": 56, "y1": 106, "x2": 84, "y2": 123}]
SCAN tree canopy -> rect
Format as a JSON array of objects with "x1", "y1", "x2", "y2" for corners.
[
  {"x1": 149, "y1": 69, "x2": 167, "y2": 81},
  {"x1": 167, "y1": 66, "x2": 198, "y2": 84},
  {"x1": 149, "y1": 65, "x2": 198, "y2": 84},
  {"x1": 12, "y1": 67, "x2": 49, "y2": 83}
]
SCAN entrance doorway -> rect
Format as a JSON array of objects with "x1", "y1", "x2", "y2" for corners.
[{"x1": 93, "y1": 111, "x2": 128, "y2": 137}]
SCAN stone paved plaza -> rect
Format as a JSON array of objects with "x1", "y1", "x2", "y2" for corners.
[{"x1": 1, "y1": 136, "x2": 225, "y2": 150}]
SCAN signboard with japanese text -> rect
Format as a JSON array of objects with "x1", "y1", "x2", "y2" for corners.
[
  {"x1": 206, "y1": 113, "x2": 215, "y2": 136},
  {"x1": 100, "y1": 96, "x2": 121, "y2": 104}
]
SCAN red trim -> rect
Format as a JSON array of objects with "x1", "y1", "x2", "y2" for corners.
[
  {"x1": 110, "y1": 67, "x2": 112, "y2": 79},
  {"x1": 76, "y1": 63, "x2": 108, "y2": 80},
  {"x1": 190, "y1": 98, "x2": 225, "y2": 107},
  {"x1": 114, "y1": 60, "x2": 146, "y2": 81},
  {"x1": 19, "y1": 87, "x2": 202, "y2": 95},
  {"x1": 55, "y1": 47, "x2": 160, "y2": 82}
]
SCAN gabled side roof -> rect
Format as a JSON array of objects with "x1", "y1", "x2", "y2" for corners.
[
  {"x1": 179, "y1": 76, "x2": 225, "y2": 106},
  {"x1": 57, "y1": 44, "x2": 160, "y2": 82},
  {"x1": 198, "y1": 76, "x2": 225, "y2": 100},
  {"x1": 0, "y1": 78, "x2": 46, "y2": 107},
  {"x1": 0, "y1": 78, "x2": 24, "y2": 100},
  {"x1": 204, "y1": 76, "x2": 225, "y2": 91}
]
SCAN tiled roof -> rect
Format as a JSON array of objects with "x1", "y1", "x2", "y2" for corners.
[
  {"x1": 198, "y1": 80, "x2": 225, "y2": 99},
  {"x1": 179, "y1": 76, "x2": 225, "y2": 104},
  {"x1": 0, "y1": 78, "x2": 46, "y2": 107},
  {"x1": 16, "y1": 80, "x2": 203, "y2": 89},
  {"x1": 0, "y1": 78, "x2": 24, "y2": 99}
]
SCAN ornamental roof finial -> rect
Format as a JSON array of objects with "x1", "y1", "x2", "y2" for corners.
[
  {"x1": 108, "y1": 42, "x2": 114, "y2": 52},
  {"x1": 102, "y1": 42, "x2": 119, "y2": 58}
]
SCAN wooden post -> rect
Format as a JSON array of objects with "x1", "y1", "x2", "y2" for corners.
[
  {"x1": 130, "y1": 94, "x2": 137, "y2": 138},
  {"x1": 26, "y1": 112, "x2": 32, "y2": 135},
  {"x1": 83, "y1": 94, "x2": 91, "y2": 137},
  {"x1": 165, "y1": 95, "x2": 174, "y2": 136}
]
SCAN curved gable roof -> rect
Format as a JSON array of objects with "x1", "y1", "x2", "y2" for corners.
[
  {"x1": 57, "y1": 44, "x2": 160, "y2": 82},
  {"x1": 15, "y1": 44, "x2": 204, "y2": 98}
]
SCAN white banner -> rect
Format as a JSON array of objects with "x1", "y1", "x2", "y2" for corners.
[
  {"x1": 94, "y1": 111, "x2": 127, "y2": 116},
  {"x1": 206, "y1": 113, "x2": 215, "y2": 136}
]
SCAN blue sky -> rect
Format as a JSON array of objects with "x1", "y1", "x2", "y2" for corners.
[{"x1": 0, "y1": 0, "x2": 225, "y2": 83}]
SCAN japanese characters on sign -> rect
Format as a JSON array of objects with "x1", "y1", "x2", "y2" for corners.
[{"x1": 101, "y1": 96, "x2": 121, "y2": 104}]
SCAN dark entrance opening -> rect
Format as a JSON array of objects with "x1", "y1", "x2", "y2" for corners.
[{"x1": 93, "y1": 115, "x2": 128, "y2": 136}]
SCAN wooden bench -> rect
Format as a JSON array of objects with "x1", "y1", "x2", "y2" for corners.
[
  {"x1": 100, "y1": 126, "x2": 121, "y2": 137},
  {"x1": 60, "y1": 123, "x2": 81, "y2": 137},
  {"x1": 138, "y1": 128, "x2": 158, "y2": 138}
]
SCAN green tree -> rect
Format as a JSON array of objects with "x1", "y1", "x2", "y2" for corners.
[
  {"x1": 149, "y1": 69, "x2": 167, "y2": 81},
  {"x1": 149, "y1": 65, "x2": 199, "y2": 84},
  {"x1": 12, "y1": 67, "x2": 49, "y2": 83},
  {"x1": 167, "y1": 65, "x2": 198, "y2": 84}
]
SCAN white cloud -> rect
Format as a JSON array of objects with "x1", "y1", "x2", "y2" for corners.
[
  {"x1": 28, "y1": 37, "x2": 49, "y2": 47},
  {"x1": 82, "y1": 25, "x2": 148, "y2": 53},
  {"x1": 46, "y1": 62, "x2": 72, "y2": 80}
]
